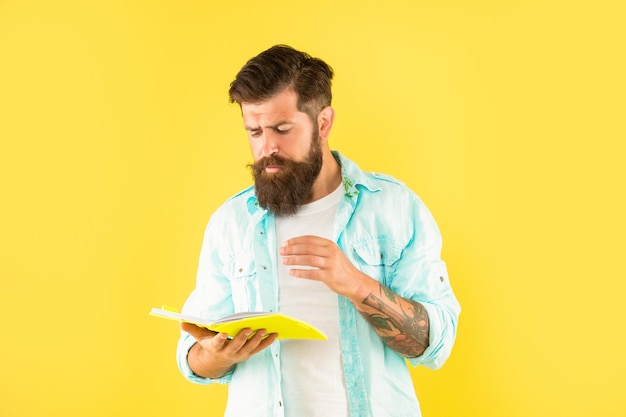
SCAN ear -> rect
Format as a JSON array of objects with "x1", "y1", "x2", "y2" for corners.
[{"x1": 317, "y1": 106, "x2": 335, "y2": 143}]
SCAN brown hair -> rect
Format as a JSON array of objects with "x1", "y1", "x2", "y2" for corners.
[{"x1": 228, "y1": 45, "x2": 334, "y2": 120}]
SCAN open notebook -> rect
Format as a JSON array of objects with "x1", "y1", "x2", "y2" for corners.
[{"x1": 149, "y1": 306, "x2": 327, "y2": 340}]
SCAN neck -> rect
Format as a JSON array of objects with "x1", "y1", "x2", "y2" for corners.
[{"x1": 308, "y1": 149, "x2": 342, "y2": 203}]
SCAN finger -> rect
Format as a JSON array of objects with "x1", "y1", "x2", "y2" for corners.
[
  {"x1": 238, "y1": 329, "x2": 276, "y2": 355},
  {"x1": 239, "y1": 329, "x2": 269, "y2": 353},
  {"x1": 223, "y1": 328, "x2": 253, "y2": 353},
  {"x1": 284, "y1": 235, "x2": 326, "y2": 245},
  {"x1": 288, "y1": 267, "x2": 324, "y2": 280},
  {"x1": 208, "y1": 332, "x2": 230, "y2": 350},
  {"x1": 282, "y1": 254, "x2": 325, "y2": 268},
  {"x1": 280, "y1": 236, "x2": 330, "y2": 255},
  {"x1": 228, "y1": 329, "x2": 276, "y2": 356},
  {"x1": 281, "y1": 243, "x2": 331, "y2": 258},
  {"x1": 249, "y1": 332, "x2": 279, "y2": 355}
]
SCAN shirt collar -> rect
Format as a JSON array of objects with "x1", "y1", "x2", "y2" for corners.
[
  {"x1": 244, "y1": 150, "x2": 380, "y2": 216},
  {"x1": 333, "y1": 150, "x2": 381, "y2": 198}
]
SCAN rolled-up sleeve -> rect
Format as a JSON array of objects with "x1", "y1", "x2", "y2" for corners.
[{"x1": 392, "y1": 196, "x2": 461, "y2": 369}]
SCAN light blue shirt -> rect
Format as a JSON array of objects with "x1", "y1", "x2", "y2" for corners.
[{"x1": 177, "y1": 152, "x2": 461, "y2": 417}]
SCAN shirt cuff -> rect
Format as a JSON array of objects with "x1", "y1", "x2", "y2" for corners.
[{"x1": 406, "y1": 302, "x2": 452, "y2": 370}]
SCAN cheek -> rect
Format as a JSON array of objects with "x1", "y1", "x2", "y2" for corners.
[{"x1": 285, "y1": 136, "x2": 313, "y2": 160}]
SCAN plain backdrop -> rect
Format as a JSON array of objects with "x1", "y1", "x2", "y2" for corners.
[{"x1": 1, "y1": 1, "x2": 624, "y2": 416}]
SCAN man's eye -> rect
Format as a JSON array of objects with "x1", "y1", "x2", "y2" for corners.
[
  {"x1": 249, "y1": 130, "x2": 261, "y2": 138},
  {"x1": 276, "y1": 128, "x2": 290, "y2": 135}
]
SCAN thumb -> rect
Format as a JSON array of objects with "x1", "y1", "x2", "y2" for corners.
[{"x1": 181, "y1": 322, "x2": 218, "y2": 341}]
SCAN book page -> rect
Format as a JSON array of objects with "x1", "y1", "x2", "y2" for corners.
[{"x1": 149, "y1": 307, "x2": 327, "y2": 340}]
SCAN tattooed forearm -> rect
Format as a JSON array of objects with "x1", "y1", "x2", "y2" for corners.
[{"x1": 360, "y1": 284, "x2": 429, "y2": 358}]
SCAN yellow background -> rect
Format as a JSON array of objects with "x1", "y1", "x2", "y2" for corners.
[{"x1": 1, "y1": 1, "x2": 624, "y2": 416}]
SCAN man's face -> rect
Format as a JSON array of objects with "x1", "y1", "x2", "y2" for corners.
[{"x1": 242, "y1": 89, "x2": 323, "y2": 216}]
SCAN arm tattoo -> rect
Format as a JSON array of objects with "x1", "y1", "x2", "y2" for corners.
[{"x1": 361, "y1": 284, "x2": 429, "y2": 358}]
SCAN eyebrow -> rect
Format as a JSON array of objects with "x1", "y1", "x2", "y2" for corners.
[{"x1": 244, "y1": 121, "x2": 293, "y2": 131}]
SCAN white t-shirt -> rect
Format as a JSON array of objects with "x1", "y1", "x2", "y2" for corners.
[{"x1": 276, "y1": 184, "x2": 348, "y2": 417}]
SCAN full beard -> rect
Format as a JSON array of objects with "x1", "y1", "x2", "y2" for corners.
[{"x1": 248, "y1": 134, "x2": 323, "y2": 216}]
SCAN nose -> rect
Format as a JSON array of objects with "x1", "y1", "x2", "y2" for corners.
[{"x1": 261, "y1": 131, "x2": 279, "y2": 158}]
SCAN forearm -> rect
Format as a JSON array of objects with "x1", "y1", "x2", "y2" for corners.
[
  {"x1": 350, "y1": 275, "x2": 430, "y2": 358},
  {"x1": 187, "y1": 340, "x2": 234, "y2": 379},
  {"x1": 279, "y1": 236, "x2": 431, "y2": 357}
]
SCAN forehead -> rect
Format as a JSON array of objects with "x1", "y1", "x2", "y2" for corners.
[{"x1": 241, "y1": 89, "x2": 307, "y2": 126}]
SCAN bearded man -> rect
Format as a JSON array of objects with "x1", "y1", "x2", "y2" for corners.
[{"x1": 176, "y1": 45, "x2": 461, "y2": 417}]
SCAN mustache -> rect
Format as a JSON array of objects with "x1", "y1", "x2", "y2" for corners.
[{"x1": 250, "y1": 155, "x2": 296, "y2": 171}]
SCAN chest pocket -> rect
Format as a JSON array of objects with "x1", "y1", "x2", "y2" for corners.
[
  {"x1": 352, "y1": 238, "x2": 403, "y2": 286},
  {"x1": 225, "y1": 253, "x2": 257, "y2": 312}
]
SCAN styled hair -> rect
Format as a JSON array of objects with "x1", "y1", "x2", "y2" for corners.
[{"x1": 229, "y1": 45, "x2": 334, "y2": 119}]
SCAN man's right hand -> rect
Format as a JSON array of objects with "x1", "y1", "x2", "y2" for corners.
[{"x1": 181, "y1": 322, "x2": 278, "y2": 379}]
